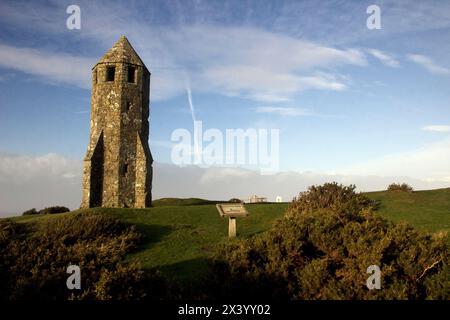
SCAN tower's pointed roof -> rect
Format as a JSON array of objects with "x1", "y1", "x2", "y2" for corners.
[{"x1": 94, "y1": 36, "x2": 148, "y2": 71}]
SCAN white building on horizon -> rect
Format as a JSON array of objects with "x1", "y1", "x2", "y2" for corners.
[{"x1": 245, "y1": 195, "x2": 267, "y2": 203}]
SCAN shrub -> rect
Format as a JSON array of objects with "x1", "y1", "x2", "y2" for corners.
[
  {"x1": 387, "y1": 183, "x2": 414, "y2": 192},
  {"x1": 22, "y1": 208, "x2": 38, "y2": 216},
  {"x1": 204, "y1": 183, "x2": 449, "y2": 300},
  {"x1": 285, "y1": 182, "x2": 376, "y2": 217},
  {"x1": 21, "y1": 206, "x2": 70, "y2": 216},
  {"x1": 0, "y1": 213, "x2": 167, "y2": 300},
  {"x1": 229, "y1": 198, "x2": 243, "y2": 203},
  {"x1": 38, "y1": 206, "x2": 70, "y2": 215}
]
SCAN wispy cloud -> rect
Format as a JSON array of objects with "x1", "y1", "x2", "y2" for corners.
[
  {"x1": 422, "y1": 125, "x2": 450, "y2": 132},
  {"x1": 201, "y1": 63, "x2": 351, "y2": 102},
  {"x1": 367, "y1": 49, "x2": 400, "y2": 68},
  {"x1": 255, "y1": 106, "x2": 311, "y2": 117},
  {"x1": 407, "y1": 54, "x2": 450, "y2": 75},
  {"x1": 0, "y1": 25, "x2": 366, "y2": 102},
  {"x1": 0, "y1": 44, "x2": 94, "y2": 88},
  {"x1": 0, "y1": 0, "x2": 369, "y2": 102}
]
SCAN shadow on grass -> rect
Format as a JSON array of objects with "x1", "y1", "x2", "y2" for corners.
[
  {"x1": 152, "y1": 257, "x2": 290, "y2": 300},
  {"x1": 134, "y1": 224, "x2": 173, "y2": 248},
  {"x1": 243, "y1": 230, "x2": 265, "y2": 238},
  {"x1": 157, "y1": 257, "x2": 210, "y2": 283}
]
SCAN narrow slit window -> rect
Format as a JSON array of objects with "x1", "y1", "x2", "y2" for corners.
[
  {"x1": 106, "y1": 66, "x2": 115, "y2": 81},
  {"x1": 127, "y1": 66, "x2": 136, "y2": 83},
  {"x1": 126, "y1": 101, "x2": 132, "y2": 112},
  {"x1": 122, "y1": 163, "x2": 128, "y2": 176}
]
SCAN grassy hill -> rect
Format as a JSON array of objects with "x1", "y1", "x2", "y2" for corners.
[
  {"x1": 9, "y1": 188, "x2": 450, "y2": 282},
  {"x1": 93, "y1": 202, "x2": 288, "y2": 282},
  {"x1": 366, "y1": 188, "x2": 450, "y2": 235},
  {"x1": 151, "y1": 197, "x2": 220, "y2": 207}
]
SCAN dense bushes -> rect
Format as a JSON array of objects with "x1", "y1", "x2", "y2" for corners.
[
  {"x1": 204, "y1": 183, "x2": 449, "y2": 300},
  {"x1": 0, "y1": 213, "x2": 175, "y2": 300},
  {"x1": 22, "y1": 206, "x2": 70, "y2": 216},
  {"x1": 22, "y1": 208, "x2": 38, "y2": 215},
  {"x1": 387, "y1": 183, "x2": 414, "y2": 192},
  {"x1": 286, "y1": 182, "x2": 377, "y2": 216},
  {"x1": 4, "y1": 184, "x2": 448, "y2": 300},
  {"x1": 38, "y1": 206, "x2": 70, "y2": 214}
]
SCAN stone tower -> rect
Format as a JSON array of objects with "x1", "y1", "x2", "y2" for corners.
[{"x1": 81, "y1": 36, "x2": 153, "y2": 208}]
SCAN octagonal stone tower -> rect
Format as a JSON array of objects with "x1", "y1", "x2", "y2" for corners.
[{"x1": 81, "y1": 36, "x2": 153, "y2": 208}]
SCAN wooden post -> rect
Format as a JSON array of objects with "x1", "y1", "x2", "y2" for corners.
[
  {"x1": 228, "y1": 217, "x2": 236, "y2": 238},
  {"x1": 216, "y1": 203, "x2": 248, "y2": 239}
]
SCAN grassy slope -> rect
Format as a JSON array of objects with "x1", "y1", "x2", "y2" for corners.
[
  {"x1": 366, "y1": 188, "x2": 450, "y2": 234},
  {"x1": 9, "y1": 189, "x2": 450, "y2": 282},
  {"x1": 15, "y1": 202, "x2": 288, "y2": 282},
  {"x1": 151, "y1": 198, "x2": 221, "y2": 207},
  {"x1": 112, "y1": 203, "x2": 288, "y2": 281}
]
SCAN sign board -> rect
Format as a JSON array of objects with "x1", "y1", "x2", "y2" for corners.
[
  {"x1": 216, "y1": 203, "x2": 248, "y2": 218},
  {"x1": 216, "y1": 203, "x2": 249, "y2": 238}
]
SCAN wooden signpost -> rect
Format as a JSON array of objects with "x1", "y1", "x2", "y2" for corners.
[{"x1": 216, "y1": 203, "x2": 249, "y2": 238}]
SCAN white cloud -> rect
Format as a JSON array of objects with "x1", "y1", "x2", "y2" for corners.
[
  {"x1": 0, "y1": 4, "x2": 368, "y2": 102},
  {"x1": 3, "y1": 0, "x2": 450, "y2": 47},
  {"x1": 255, "y1": 106, "x2": 310, "y2": 117},
  {"x1": 271, "y1": 0, "x2": 450, "y2": 46},
  {"x1": 367, "y1": 49, "x2": 400, "y2": 68},
  {"x1": 100, "y1": 160, "x2": 450, "y2": 206},
  {"x1": 0, "y1": 153, "x2": 81, "y2": 183},
  {"x1": 407, "y1": 54, "x2": 450, "y2": 75},
  {"x1": 422, "y1": 125, "x2": 450, "y2": 132},
  {"x1": 1, "y1": 152, "x2": 449, "y2": 217},
  {"x1": 181, "y1": 27, "x2": 362, "y2": 101},
  {"x1": 335, "y1": 138, "x2": 450, "y2": 181},
  {"x1": 0, "y1": 44, "x2": 95, "y2": 89},
  {"x1": 0, "y1": 153, "x2": 82, "y2": 216},
  {"x1": 200, "y1": 64, "x2": 350, "y2": 102}
]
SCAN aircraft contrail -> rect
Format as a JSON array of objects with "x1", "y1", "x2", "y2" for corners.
[
  {"x1": 186, "y1": 83, "x2": 196, "y2": 124},
  {"x1": 185, "y1": 81, "x2": 201, "y2": 161}
]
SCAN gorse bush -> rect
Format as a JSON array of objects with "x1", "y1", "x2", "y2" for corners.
[
  {"x1": 38, "y1": 206, "x2": 70, "y2": 215},
  {"x1": 21, "y1": 206, "x2": 70, "y2": 216},
  {"x1": 387, "y1": 183, "x2": 414, "y2": 192},
  {"x1": 0, "y1": 213, "x2": 175, "y2": 300},
  {"x1": 22, "y1": 208, "x2": 38, "y2": 216},
  {"x1": 286, "y1": 182, "x2": 377, "y2": 217},
  {"x1": 204, "y1": 183, "x2": 449, "y2": 300}
]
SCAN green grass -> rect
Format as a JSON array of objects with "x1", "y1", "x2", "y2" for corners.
[
  {"x1": 93, "y1": 203, "x2": 287, "y2": 281},
  {"x1": 6, "y1": 190, "x2": 449, "y2": 282},
  {"x1": 151, "y1": 197, "x2": 221, "y2": 207},
  {"x1": 366, "y1": 188, "x2": 450, "y2": 235},
  {"x1": 10, "y1": 201, "x2": 288, "y2": 282}
]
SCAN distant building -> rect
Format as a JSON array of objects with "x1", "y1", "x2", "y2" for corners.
[
  {"x1": 246, "y1": 195, "x2": 267, "y2": 203},
  {"x1": 275, "y1": 196, "x2": 282, "y2": 203}
]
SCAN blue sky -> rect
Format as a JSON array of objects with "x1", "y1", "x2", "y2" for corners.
[{"x1": 1, "y1": 0, "x2": 450, "y2": 214}]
